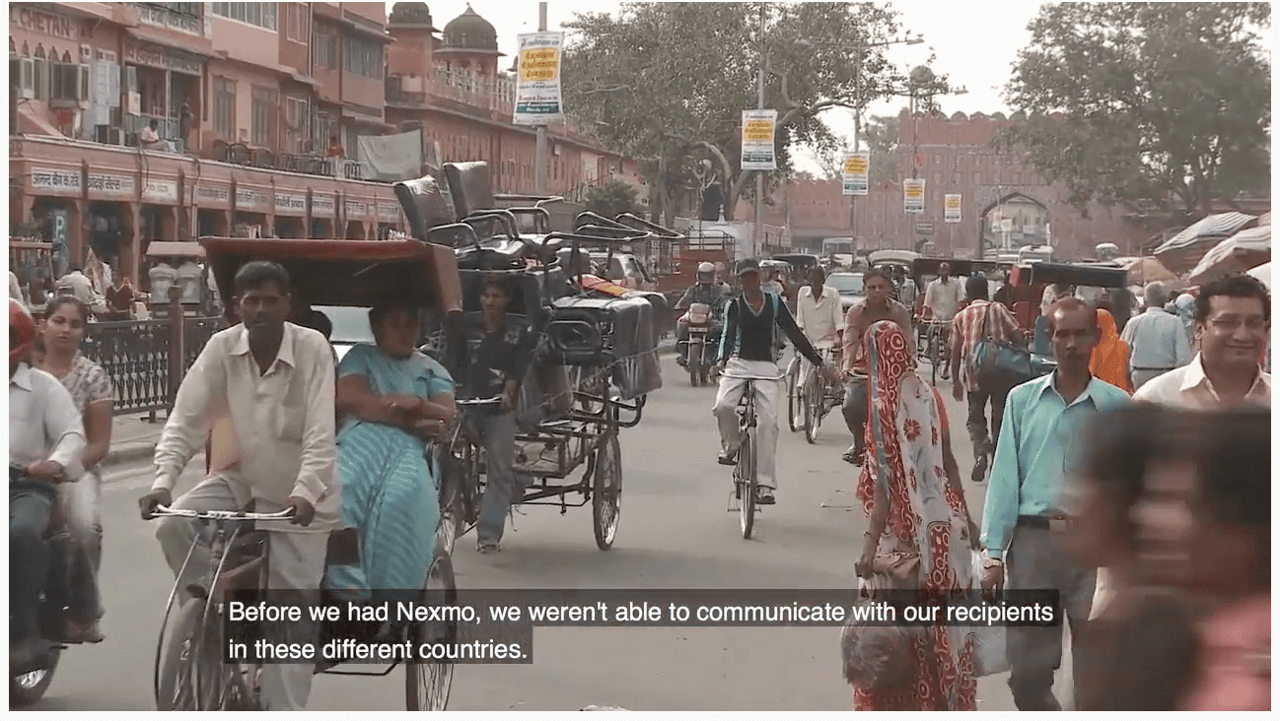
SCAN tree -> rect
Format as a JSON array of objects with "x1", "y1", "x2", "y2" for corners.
[
  {"x1": 561, "y1": 2, "x2": 948, "y2": 222},
  {"x1": 1001, "y1": 3, "x2": 1271, "y2": 221},
  {"x1": 583, "y1": 178, "x2": 647, "y2": 219},
  {"x1": 863, "y1": 114, "x2": 900, "y2": 182}
]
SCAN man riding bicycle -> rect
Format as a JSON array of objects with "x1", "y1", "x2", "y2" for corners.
[
  {"x1": 138, "y1": 262, "x2": 339, "y2": 711},
  {"x1": 675, "y1": 262, "x2": 730, "y2": 367},
  {"x1": 921, "y1": 261, "x2": 964, "y2": 380},
  {"x1": 713, "y1": 259, "x2": 827, "y2": 505},
  {"x1": 792, "y1": 265, "x2": 843, "y2": 395},
  {"x1": 839, "y1": 269, "x2": 913, "y2": 465}
]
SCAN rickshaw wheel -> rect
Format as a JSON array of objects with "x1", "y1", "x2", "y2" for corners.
[
  {"x1": 406, "y1": 550, "x2": 457, "y2": 711},
  {"x1": 786, "y1": 362, "x2": 801, "y2": 432},
  {"x1": 592, "y1": 432, "x2": 622, "y2": 550}
]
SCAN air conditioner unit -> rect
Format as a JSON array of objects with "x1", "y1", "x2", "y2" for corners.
[{"x1": 80, "y1": 44, "x2": 92, "y2": 61}]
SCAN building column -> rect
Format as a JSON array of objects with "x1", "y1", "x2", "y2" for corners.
[
  {"x1": 67, "y1": 199, "x2": 88, "y2": 268},
  {"x1": 123, "y1": 201, "x2": 142, "y2": 288}
]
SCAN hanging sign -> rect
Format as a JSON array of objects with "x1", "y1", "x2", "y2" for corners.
[
  {"x1": 842, "y1": 151, "x2": 869, "y2": 196},
  {"x1": 741, "y1": 109, "x2": 777, "y2": 171},
  {"x1": 513, "y1": 32, "x2": 565, "y2": 125},
  {"x1": 903, "y1": 178, "x2": 925, "y2": 214},
  {"x1": 944, "y1": 194, "x2": 962, "y2": 223}
]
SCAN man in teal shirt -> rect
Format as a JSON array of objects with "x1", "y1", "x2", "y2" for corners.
[{"x1": 979, "y1": 297, "x2": 1131, "y2": 711}]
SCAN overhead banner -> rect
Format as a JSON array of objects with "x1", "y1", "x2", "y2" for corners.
[
  {"x1": 741, "y1": 109, "x2": 777, "y2": 171},
  {"x1": 903, "y1": 178, "x2": 925, "y2": 214},
  {"x1": 513, "y1": 32, "x2": 565, "y2": 125},
  {"x1": 944, "y1": 193, "x2": 962, "y2": 223},
  {"x1": 842, "y1": 151, "x2": 869, "y2": 196}
]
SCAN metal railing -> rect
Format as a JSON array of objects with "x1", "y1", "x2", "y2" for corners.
[{"x1": 81, "y1": 312, "x2": 224, "y2": 417}]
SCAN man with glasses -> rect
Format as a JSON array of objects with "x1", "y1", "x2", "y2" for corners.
[
  {"x1": 1133, "y1": 274, "x2": 1270, "y2": 408},
  {"x1": 978, "y1": 297, "x2": 1130, "y2": 711}
]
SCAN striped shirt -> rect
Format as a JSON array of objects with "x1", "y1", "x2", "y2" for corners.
[{"x1": 950, "y1": 300, "x2": 1021, "y2": 392}]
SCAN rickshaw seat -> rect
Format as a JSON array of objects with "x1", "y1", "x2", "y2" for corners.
[
  {"x1": 444, "y1": 162, "x2": 496, "y2": 219},
  {"x1": 393, "y1": 174, "x2": 457, "y2": 241}
]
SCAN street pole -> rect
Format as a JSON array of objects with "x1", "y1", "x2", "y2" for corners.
[
  {"x1": 534, "y1": 2, "x2": 549, "y2": 194},
  {"x1": 849, "y1": 46, "x2": 861, "y2": 258},
  {"x1": 752, "y1": 2, "x2": 765, "y2": 258}
]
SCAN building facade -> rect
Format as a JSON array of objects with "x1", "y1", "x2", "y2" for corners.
[{"x1": 10, "y1": 2, "x2": 639, "y2": 290}]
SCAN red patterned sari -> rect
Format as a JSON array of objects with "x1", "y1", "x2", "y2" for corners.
[{"x1": 852, "y1": 320, "x2": 978, "y2": 711}]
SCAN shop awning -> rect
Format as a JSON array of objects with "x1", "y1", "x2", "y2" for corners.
[{"x1": 16, "y1": 106, "x2": 64, "y2": 138}]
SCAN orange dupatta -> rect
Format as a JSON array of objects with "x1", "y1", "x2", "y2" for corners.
[{"x1": 1089, "y1": 308, "x2": 1132, "y2": 393}]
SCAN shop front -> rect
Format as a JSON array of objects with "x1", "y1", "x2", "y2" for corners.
[
  {"x1": 195, "y1": 179, "x2": 233, "y2": 237},
  {"x1": 376, "y1": 200, "x2": 403, "y2": 239},
  {"x1": 273, "y1": 189, "x2": 308, "y2": 238},
  {"x1": 310, "y1": 192, "x2": 338, "y2": 238},
  {"x1": 343, "y1": 196, "x2": 373, "y2": 239},
  {"x1": 233, "y1": 183, "x2": 273, "y2": 236}
]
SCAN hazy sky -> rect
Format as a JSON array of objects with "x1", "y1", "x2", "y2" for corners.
[{"x1": 405, "y1": 2, "x2": 1241, "y2": 174}]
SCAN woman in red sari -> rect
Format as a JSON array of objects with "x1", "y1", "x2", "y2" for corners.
[{"x1": 846, "y1": 320, "x2": 982, "y2": 710}]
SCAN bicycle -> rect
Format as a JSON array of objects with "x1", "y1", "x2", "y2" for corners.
[
  {"x1": 799, "y1": 346, "x2": 840, "y2": 445},
  {"x1": 920, "y1": 320, "x2": 952, "y2": 386},
  {"x1": 722, "y1": 370, "x2": 786, "y2": 540},
  {"x1": 150, "y1": 505, "x2": 457, "y2": 711},
  {"x1": 437, "y1": 395, "x2": 505, "y2": 557}
]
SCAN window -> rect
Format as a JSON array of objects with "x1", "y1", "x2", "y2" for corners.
[
  {"x1": 251, "y1": 85, "x2": 277, "y2": 146},
  {"x1": 344, "y1": 34, "x2": 383, "y2": 79},
  {"x1": 145, "y1": 2, "x2": 200, "y2": 15},
  {"x1": 972, "y1": 172, "x2": 980, "y2": 184},
  {"x1": 214, "y1": 77, "x2": 235, "y2": 137},
  {"x1": 312, "y1": 27, "x2": 338, "y2": 69},
  {"x1": 312, "y1": 110, "x2": 335, "y2": 153},
  {"x1": 211, "y1": 3, "x2": 278, "y2": 31},
  {"x1": 285, "y1": 96, "x2": 309, "y2": 152},
  {"x1": 286, "y1": 3, "x2": 310, "y2": 43}
]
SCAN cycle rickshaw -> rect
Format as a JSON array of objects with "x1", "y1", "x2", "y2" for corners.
[{"x1": 150, "y1": 235, "x2": 466, "y2": 712}]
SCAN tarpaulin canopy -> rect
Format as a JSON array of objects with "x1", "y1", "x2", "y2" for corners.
[
  {"x1": 1113, "y1": 256, "x2": 1177, "y2": 285},
  {"x1": 1186, "y1": 225, "x2": 1271, "y2": 286},
  {"x1": 1247, "y1": 261, "x2": 1270, "y2": 290},
  {"x1": 1153, "y1": 211, "x2": 1258, "y2": 275}
]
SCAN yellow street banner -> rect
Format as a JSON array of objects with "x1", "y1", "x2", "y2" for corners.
[
  {"x1": 944, "y1": 193, "x2": 961, "y2": 223},
  {"x1": 903, "y1": 178, "x2": 925, "y2": 214},
  {"x1": 842, "y1": 151, "x2": 869, "y2": 196},
  {"x1": 741, "y1": 109, "x2": 777, "y2": 171},
  {"x1": 514, "y1": 32, "x2": 565, "y2": 125}
]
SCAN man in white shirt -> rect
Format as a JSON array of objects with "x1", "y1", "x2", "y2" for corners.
[
  {"x1": 1121, "y1": 282, "x2": 1192, "y2": 390},
  {"x1": 10, "y1": 269, "x2": 26, "y2": 304},
  {"x1": 1091, "y1": 274, "x2": 1270, "y2": 623},
  {"x1": 139, "y1": 118, "x2": 163, "y2": 148},
  {"x1": 793, "y1": 265, "x2": 843, "y2": 390},
  {"x1": 10, "y1": 300, "x2": 87, "y2": 669},
  {"x1": 54, "y1": 266, "x2": 97, "y2": 306},
  {"x1": 923, "y1": 262, "x2": 964, "y2": 322},
  {"x1": 139, "y1": 261, "x2": 339, "y2": 711}
]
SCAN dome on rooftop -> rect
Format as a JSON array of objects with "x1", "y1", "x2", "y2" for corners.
[
  {"x1": 441, "y1": 4, "x2": 498, "y2": 52},
  {"x1": 389, "y1": 2, "x2": 436, "y2": 29}
]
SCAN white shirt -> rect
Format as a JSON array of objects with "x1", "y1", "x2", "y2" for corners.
[
  {"x1": 10, "y1": 270, "x2": 25, "y2": 303},
  {"x1": 9, "y1": 363, "x2": 87, "y2": 478},
  {"x1": 923, "y1": 277, "x2": 964, "y2": 321},
  {"x1": 55, "y1": 270, "x2": 96, "y2": 306},
  {"x1": 1093, "y1": 351, "x2": 1270, "y2": 621},
  {"x1": 795, "y1": 285, "x2": 842, "y2": 348},
  {"x1": 1121, "y1": 306, "x2": 1192, "y2": 372},
  {"x1": 152, "y1": 322, "x2": 340, "y2": 532},
  {"x1": 1132, "y1": 352, "x2": 1270, "y2": 409}
]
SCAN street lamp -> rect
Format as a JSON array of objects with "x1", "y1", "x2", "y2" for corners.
[{"x1": 796, "y1": 35, "x2": 926, "y2": 254}]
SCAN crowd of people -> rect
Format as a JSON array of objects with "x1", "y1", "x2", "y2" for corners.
[{"x1": 696, "y1": 257, "x2": 1269, "y2": 711}]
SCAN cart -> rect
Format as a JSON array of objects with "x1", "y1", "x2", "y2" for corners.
[{"x1": 151, "y1": 234, "x2": 467, "y2": 712}]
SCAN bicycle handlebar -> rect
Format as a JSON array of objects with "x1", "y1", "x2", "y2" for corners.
[
  {"x1": 455, "y1": 396, "x2": 504, "y2": 407},
  {"x1": 720, "y1": 373, "x2": 788, "y2": 382},
  {"x1": 149, "y1": 505, "x2": 296, "y2": 521}
]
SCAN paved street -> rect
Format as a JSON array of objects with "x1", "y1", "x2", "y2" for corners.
[{"x1": 32, "y1": 353, "x2": 1074, "y2": 711}]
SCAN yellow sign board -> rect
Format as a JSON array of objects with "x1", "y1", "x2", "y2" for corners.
[
  {"x1": 743, "y1": 120, "x2": 773, "y2": 143},
  {"x1": 518, "y1": 47, "x2": 560, "y2": 82},
  {"x1": 843, "y1": 155, "x2": 868, "y2": 175}
]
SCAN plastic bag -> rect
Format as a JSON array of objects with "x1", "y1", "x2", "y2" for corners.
[{"x1": 970, "y1": 551, "x2": 1010, "y2": 677}]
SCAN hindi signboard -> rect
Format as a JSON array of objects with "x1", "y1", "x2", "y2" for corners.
[
  {"x1": 513, "y1": 32, "x2": 565, "y2": 126},
  {"x1": 944, "y1": 193, "x2": 962, "y2": 223},
  {"x1": 740, "y1": 110, "x2": 777, "y2": 171},
  {"x1": 903, "y1": 178, "x2": 925, "y2": 214},
  {"x1": 842, "y1": 151, "x2": 869, "y2": 196}
]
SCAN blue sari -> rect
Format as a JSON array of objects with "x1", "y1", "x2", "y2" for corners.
[{"x1": 324, "y1": 343, "x2": 453, "y2": 596}]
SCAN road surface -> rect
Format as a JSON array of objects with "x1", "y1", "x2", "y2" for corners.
[{"x1": 28, "y1": 354, "x2": 1075, "y2": 711}]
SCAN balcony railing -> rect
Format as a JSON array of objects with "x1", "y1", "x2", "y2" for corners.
[
  {"x1": 208, "y1": 140, "x2": 365, "y2": 180},
  {"x1": 386, "y1": 70, "x2": 515, "y2": 117}
]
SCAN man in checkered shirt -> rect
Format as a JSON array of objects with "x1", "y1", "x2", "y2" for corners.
[{"x1": 949, "y1": 274, "x2": 1026, "y2": 482}]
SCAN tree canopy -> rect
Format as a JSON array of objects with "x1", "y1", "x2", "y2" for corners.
[
  {"x1": 561, "y1": 2, "x2": 946, "y2": 222},
  {"x1": 583, "y1": 178, "x2": 647, "y2": 219},
  {"x1": 1001, "y1": 2, "x2": 1271, "y2": 221}
]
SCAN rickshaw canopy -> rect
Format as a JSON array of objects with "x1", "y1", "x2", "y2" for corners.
[{"x1": 200, "y1": 237, "x2": 462, "y2": 315}]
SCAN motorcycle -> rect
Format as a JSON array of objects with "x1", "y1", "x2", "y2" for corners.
[
  {"x1": 681, "y1": 302, "x2": 722, "y2": 387},
  {"x1": 9, "y1": 464, "x2": 85, "y2": 707}
]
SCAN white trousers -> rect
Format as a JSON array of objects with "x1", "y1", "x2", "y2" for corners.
[
  {"x1": 712, "y1": 358, "x2": 781, "y2": 489},
  {"x1": 156, "y1": 475, "x2": 328, "y2": 711}
]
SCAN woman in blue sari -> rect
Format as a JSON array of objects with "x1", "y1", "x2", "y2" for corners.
[{"x1": 325, "y1": 301, "x2": 456, "y2": 596}]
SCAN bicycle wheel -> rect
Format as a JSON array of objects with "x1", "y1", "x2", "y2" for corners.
[
  {"x1": 156, "y1": 599, "x2": 223, "y2": 711},
  {"x1": 406, "y1": 550, "x2": 457, "y2": 711},
  {"x1": 804, "y1": 370, "x2": 822, "y2": 445},
  {"x1": 738, "y1": 426, "x2": 757, "y2": 539},
  {"x1": 786, "y1": 362, "x2": 801, "y2": 432},
  {"x1": 929, "y1": 327, "x2": 942, "y2": 386},
  {"x1": 591, "y1": 431, "x2": 622, "y2": 550}
]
